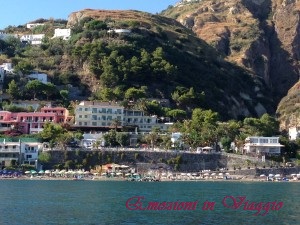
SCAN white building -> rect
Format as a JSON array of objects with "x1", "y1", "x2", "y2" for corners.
[
  {"x1": 75, "y1": 101, "x2": 124, "y2": 128},
  {"x1": 26, "y1": 23, "x2": 44, "y2": 29},
  {"x1": 243, "y1": 136, "x2": 284, "y2": 155},
  {"x1": 0, "y1": 138, "x2": 42, "y2": 167},
  {"x1": 74, "y1": 101, "x2": 169, "y2": 132},
  {"x1": 28, "y1": 73, "x2": 48, "y2": 84},
  {"x1": 107, "y1": 29, "x2": 131, "y2": 34},
  {"x1": 81, "y1": 133, "x2": 105, "y2": 149},
  {"x1": 0, "y1": 63, "x2": 13, "y2": 73},
  {"x1": 171, "y1": 132, "x2": 182, "y2": 147},
  {"x1": 20, "y1": 34, "x2": 45, "y2": 45},
  {"x1": 289, "y1": 126, "x2": 300, "y2": 140},
  {"x1": 53, "y1": 28, "x2": 71, "y2": 40}
]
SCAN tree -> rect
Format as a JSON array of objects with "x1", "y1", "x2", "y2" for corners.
[
  {"x1": 167, "y1": 109, "x2": 187, "y2": 121},
  {"x1": 124, "y1": 87, "x2": 146, "y2": 102},
  {"x1": 7, "y1": 80, "x2": 20, "y2": 99},
  {"x1": 259, "y1": 113, "x2": 279, "y2": 136},
  {"x1": 95, "y1": 87, "x2": 115, "y2": 101},
  {"x1": 14, "y1": 60, "x2": 34, "y2": 74},
  {"x1": 220, "y1": 137, "x2": 232, "y2": 152},
  {"x1": 43, "y1": 82, "x2": 57, "y2": 100},
  {"x1": 25, "y1": 80, "x2": 43, "y2": 99},
  {"x1": 116, "y1": 132, "x2": 130, "y2": 147},
  {"x1": 60, "y1": 90, "x2": 69, "y2": 107},
  {"x1": 40, "y1": 122, "x2": 76, "y2": 151},
  {"x1": 103, "y1": 130, "x2": 117, "y2": 147},
  {"x1": 144, "y1": 128, "x2": 161, "y2": 150},
  {"x1": 38, "y1": 152, "x2": 52, "y2": 163}
]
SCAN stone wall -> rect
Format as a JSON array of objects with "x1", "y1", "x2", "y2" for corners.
[{"x1": 41, "y1": 150, "x2": 292, "y2": 173}]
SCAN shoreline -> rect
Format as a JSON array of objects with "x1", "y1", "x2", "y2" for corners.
[{"x1": 1, "y1": 175, "x2": 299, "y2": 182}]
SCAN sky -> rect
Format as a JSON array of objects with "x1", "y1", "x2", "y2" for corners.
[{"x1": 0, "y1": 0, "x2": 179, "y2": 29}]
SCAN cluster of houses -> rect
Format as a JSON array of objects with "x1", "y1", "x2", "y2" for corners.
[
  {"x1": 0, "y1": 100, "x2": 173, "y2": 167},
  {"x1": 0, "y1": 22, "x2": 133, "y2": 46},
  {"x1": 0, "y1": 22, "x2": 296, "y2": 169},
  {"x1": 0, "y1": 22, "x2": 71, "y2": 45}
]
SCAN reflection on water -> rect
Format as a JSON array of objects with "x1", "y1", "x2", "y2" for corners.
[{"x1": 0, "y1": 180, "x2": 298, "y2": 225}]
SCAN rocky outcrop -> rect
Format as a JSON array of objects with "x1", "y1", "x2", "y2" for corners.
[
  {"x1": 276, "y1": 80, "x2": 300, "y2": 130},
  {"x1": 162, "y1": 0, "x2": 300, "y2": 104}
]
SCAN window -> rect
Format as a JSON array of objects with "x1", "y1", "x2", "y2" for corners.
[
  {"x1": 92, "y1": 115, "x2": 97, "y2": 120},
  {"x1": 84, "y1": 122, "x2": 87, "y2": 126},
  {"x1": 270, "y1": 138, "x2": 278, "y2": 143},
  {"x1": 79, "y1": 115, "x2": 82, "y2": 118},
  {"x1": 250, "y1": 138, "x2": 258, "y2": 143},
  {"x1": 102, "y1": 108, "x2": 106, "y2": 113},
  {"x1": 84, "y1": 115, "x2": 88, "y2": 118},
  {"x1": 78, "y1": 108, "x2": 82, "y2": 111},
  {"x1": 84, "y1": 108, "x2": 88, "y2": 111},
  {"x1": 107, "y1": 109, "x2": 112, "y2": 114},
  {"x1": 259, "y1": 139, "x2": 268, "y2": 143},
  {"x1": 92, "y1": 108, "x2": 97, "y2": 113},
  {"x1": 79, "y1": 122, "x2": 82, "y2": 126},
  {"x1": 92, "y1": 122, "x2": 97, "y2": 126}
]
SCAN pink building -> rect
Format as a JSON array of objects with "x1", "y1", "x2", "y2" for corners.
[
  {"x1": 0, "y1": 107, "x2": 73, "y2": 134},
  {"x1": 40, "y1": 106, "x2": 73, "y2": 123}
]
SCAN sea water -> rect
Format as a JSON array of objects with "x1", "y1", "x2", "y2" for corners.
[{"x1": 0, "y1": 180, "x2": 298, "y2": 225}]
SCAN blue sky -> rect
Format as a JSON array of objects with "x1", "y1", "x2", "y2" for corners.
[{"x1": 0, "y1": 0, "x2": 179, "y2": 29}]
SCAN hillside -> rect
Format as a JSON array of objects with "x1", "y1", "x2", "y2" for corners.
[
  {"x1": 161, "y1": 0, "x2": 300, "y2": 105},
  {"x1": 276, "y1": 80, "x2": 300, "y2": 130},
  {"x1": 2, "y1": 9, "x2": 275, "y2": 120}
]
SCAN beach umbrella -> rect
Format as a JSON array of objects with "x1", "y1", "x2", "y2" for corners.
[
  {"x1": 116, "y1": 172, "x2": 122, "y2": 176},
  {"x1": 25, "y1": 171, "x2": 31, "y2": 174},
  {"x1": 218, "y1": 173, "x2": 223, "y2": 176},
  {"x1": 120, "y1": 165, "x2": 129, "y2": 169},
  {"x1": 268, "y1": 174, "x2": 274, "y2": 177},
  {"x1": 204, "y1": 173, "x2": 210, "y2": 176},
  {"x1": 260, "y1": 174, "x2": 266, "y2": 177},
  {"x1": 30, "y1": 170, "x2": 37, "y2": 174},
  {"x1": 38, "y1": 170, "x2": 45, "y2": 174},
  {"x1": 125, "y1": 173, "x2": 131, "y2": 176},
  {"x1": 192, "y1": 173, "x2": 197, "y2": 176},
  {"x1": 275, "y1": 174, "x2": 281, "y2": 178},
  {"x1": 211, "y1": 173, "x2": 216, "y2": 176},
  {"x1": 45, "y1": 170, "x2": 51, "y2": 174}
]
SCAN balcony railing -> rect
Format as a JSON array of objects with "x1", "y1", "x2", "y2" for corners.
[{"x1": 0, "y1": 148, "x2": 20, "y2": 153}]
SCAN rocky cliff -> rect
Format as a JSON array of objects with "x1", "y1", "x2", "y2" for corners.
[{"x1": 162, "y1": 0, "x2": 300, "y2": 103}]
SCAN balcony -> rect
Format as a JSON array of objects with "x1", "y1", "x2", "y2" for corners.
[
  {"x1": 0, "y1": 157, "x2": 19, "y2": 161},
  {"x1": 0, "y1": 148, "x2": 20, "y2": 153},
  {"x1": 0, "y1": 127, "x2": 10, "y2": 132},
  {"x1": 30, "y1": 128, "x2": 43, "y2": 133}
]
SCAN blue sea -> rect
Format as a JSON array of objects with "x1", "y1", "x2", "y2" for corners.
[{"x1": 0, "y1": 180, "x2": 298, "y2": 225}]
